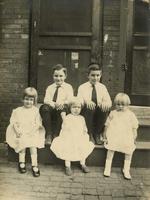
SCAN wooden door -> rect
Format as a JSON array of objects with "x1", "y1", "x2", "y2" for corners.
[
  {"x1": 30, "y1": 0, "x2": 103, "y2": 102},
  {"x1": 124, "y1": 0, "x2": 150, "y2": 106}
]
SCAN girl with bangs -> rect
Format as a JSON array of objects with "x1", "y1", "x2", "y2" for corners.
[
  {"x1": 6, "y1": 87, "x2": 45, "y2": 177},
  {"x1": 103, "y1": 93, "x2": 138, "y2": 179}
]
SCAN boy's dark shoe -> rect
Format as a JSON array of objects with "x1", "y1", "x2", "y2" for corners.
[
  {"x1": 45, "y1": 135, "x2": 52, "y2": 145},
  {"x1": 32, "y1": 166, "x2": 40, "y2": 177},
  {"x1": 95, "y1": 135, "x2": 104, "y2": 145},
  {"x1": 90, "y1": 135, "x2": 95, "y2": 144},
  {"x1": 81, "y1": 165, "x2": 90, "y2": 173},
  {"x1": 65, "y1": 167, "x2": 72, "y2": 176},
  {"x1": 18, "y1": 162, "x2": 26, "y2": 173}
]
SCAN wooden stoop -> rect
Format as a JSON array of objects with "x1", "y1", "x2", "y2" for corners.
[{"x1": 7, "y1": 106, "x2": 150, "y2": 167}]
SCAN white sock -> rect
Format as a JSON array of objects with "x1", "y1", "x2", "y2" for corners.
[
  {"x1": 19, "y1": 153, "x2": 25, "y2": 163},
  {"x1": 31, "y1": 154, "x2": 38, "y2": 166},
  {"x1": 65, "y1": 160, "x2": 71, "y2": 168},
  {"x1": 80, "y1": 160, "x2": 86, "y2": 166}
]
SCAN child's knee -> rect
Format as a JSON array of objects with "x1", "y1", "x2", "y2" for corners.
[{"x1": 40, "y1": 104, "x2": 52, "y2": 113}]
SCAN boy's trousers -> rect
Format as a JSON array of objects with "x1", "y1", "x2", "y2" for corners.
[
  {"x1": 81, "y1": 106, "x2": 109, "y2": 140},
  {"x1": 39, "y1": 104, "x2": 63, "y2": 138}
]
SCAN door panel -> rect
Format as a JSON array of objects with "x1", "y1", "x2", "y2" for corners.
[
  {"x1": 125, "y1": 0, "x2": 150, "y2": 105},
  {"x1": 132, "y1": 51, "x2": 150, "y2": 95},
  {"x1": 39, "y1": 0, "x2": 92, "y2": 33},
  {"x1": 30, "y1": 0, "x2": 102, "y2": 102}
]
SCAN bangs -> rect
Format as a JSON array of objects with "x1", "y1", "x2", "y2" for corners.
[
  {"x1": 69, "y1": 97, "x2": 82, "y2": 107},
  {"x1": 23, "y1": 87, "x2": 38, "y2": 104},
  {"x1": 114, "y1": 93, "x2": 131, "y2": 106}
]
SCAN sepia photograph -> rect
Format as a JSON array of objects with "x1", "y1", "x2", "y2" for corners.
[{"x1": 0, "y1": 0, "x2": 150, "y2": 199}]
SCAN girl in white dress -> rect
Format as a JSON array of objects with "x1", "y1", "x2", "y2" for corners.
[
  {"x1": 6, "y1": 87, "x2": 45, "y2": 177},
  {"x1": 50, "y1": 97, "x2": 95, "y2": 176},
  {"x1": 103, "y1": 93, "x2": 138, "y2": 179}
]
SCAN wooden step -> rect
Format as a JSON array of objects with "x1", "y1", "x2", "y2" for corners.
[
  {"x1": 136, "y1": 141, "x2": 150, "y2": 149},
  {"x1": 7, "y1": 141, "x2": 150, "y2": 168},
  {"x1": 129, "y1": 105, "x2": 150, "y2": 126},
  {"x1": 129, "y1": 106, "x2": 150, "y2": 141}
]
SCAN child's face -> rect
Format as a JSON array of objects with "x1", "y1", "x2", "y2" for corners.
[
  {"x1": 23, "y1": 96, "x2": 34, "y2": 108},
  {"x1": 53, "y1": 69, "x2": 66, "y2": 86},
  {"x1": 71, "y1": 103, "x2": 81, "y2": 115},
  {"x1": 88, "y1": 70, "x2": 102, "y2": 85},
  {"x1": 116, "y1": 103, "x2": 127, "y2": 111}
]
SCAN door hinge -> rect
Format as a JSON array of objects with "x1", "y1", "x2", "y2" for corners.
[{"x1": 121, "y1": 63, "x2": 128, "y2": 71}]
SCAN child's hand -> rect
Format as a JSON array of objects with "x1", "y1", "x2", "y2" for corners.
[
  {"x1": 61, "y1": 112, "x2": 66, "y2": 121},
  {"x1": 98, "y1": 101, "x2": 111, "y2": 112},
  {"x1": 103, "y1": 138, "x2": 108, "y2": 144},
  {"x1": 55, "y1": 102, "x2": 64, "y2": 110},
  {"x1": 86, "y1": 100, "x2": 96, "y2": 110},
  {"x1": 14, "y1": 123, "x2": 22, "y2": 137}
]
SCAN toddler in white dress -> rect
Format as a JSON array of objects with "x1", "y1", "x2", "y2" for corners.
[
  {"x1": 6, "y1": 87, "x2": 45, "y2": 177},
  {"x1": 50, "y1": 97, "x2": 95, "y2": 176},
  {"x1": 103, "y1": 93, "x2": 138, "y2": 179}
]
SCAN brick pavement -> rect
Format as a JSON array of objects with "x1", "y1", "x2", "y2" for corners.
[
  {"x1": 0, "y1": 156, "x2": 150, "y2": 200},
  {"x1": 0, "y1": 143, "x2": 150, "y2": 200}
]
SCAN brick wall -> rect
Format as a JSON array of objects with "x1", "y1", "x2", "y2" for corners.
[
  {"x1": 102, "y1": 0, "x2": 122, "y2": 99},
  {"x1": 0, "y1": 0, "x2": 30, "y2": 142}
]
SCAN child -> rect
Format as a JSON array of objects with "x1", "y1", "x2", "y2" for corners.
[
  {"x1": 103, "y1": 93, "x2": 139, "y2": 179},
  {"x1": 6, "y1": 87, "x2": 45, "y2": 177},
  {"x1": 40, "y1": 64, "x2": 74, "y2": 145},
  {"x1": 50, "y1": 97, "x2": 94, "y2": 176},
  {"x1": 77, "y1": 63, "x2": 112, "y2": 144}
]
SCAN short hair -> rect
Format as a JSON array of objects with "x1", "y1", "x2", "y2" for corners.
[
  {"x1": 69, "y1": 96, "x2": 82, "y2": 108},
  {"x1": 114, "y1": 93, "x2": 131, "y2": 106},
  {"x1": 52, "y1": 64, "x2": 67, "y2": 76},
  {"x1": 87, "y1": 63, "x2": 102, "y2": 74},
  {"x1": 23, "y1": 87, "x2": 38, "y2": 105}
]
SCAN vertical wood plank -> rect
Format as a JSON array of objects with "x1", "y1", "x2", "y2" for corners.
[
  {"x1": 118, "y1": 0, "x2": 128, "y2": 92},
  {"x1": 91, "y1": 0, "x2": 103, "y2": 64},
  {"x1": 29, "y1": 0, "x2": 40, "y2": 88},
  {"x1": 124, "y1": 0, "x2": 134, "y2": 93}
]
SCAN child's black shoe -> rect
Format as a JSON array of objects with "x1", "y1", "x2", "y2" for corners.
[
  {"x1": 18, "y1": 162, "x2": 26, "y2": 173},
  {"x1": 32, "y1": 166, "x2": 40, "y2": 177}
]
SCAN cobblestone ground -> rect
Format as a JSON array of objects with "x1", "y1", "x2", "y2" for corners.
[{"x1": 0, "y1": 158, "x2": 150, "y2": 200}]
